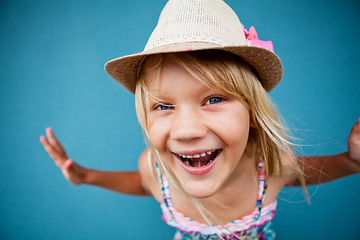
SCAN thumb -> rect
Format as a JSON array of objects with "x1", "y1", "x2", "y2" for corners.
[
  {"x1": 61, "y1": 159, "x2": 73, "y2": 179},
  {"x1": 63, "y1": 159, "x2": 74, "y2": 171}
]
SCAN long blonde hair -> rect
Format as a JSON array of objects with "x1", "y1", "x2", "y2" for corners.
[{"x1": 135, "y1": 50, "x2": 305, "y2": 234}]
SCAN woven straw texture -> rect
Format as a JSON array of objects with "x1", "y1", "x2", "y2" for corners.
[
  {"x1": 145, "y1": 0, "x2": 246, "y2": 49},
  {"x1": 105, "y1": 0, "x2": 282, "y2": 93}
]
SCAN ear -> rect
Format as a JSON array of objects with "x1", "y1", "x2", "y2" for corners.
[
  {"x1": 250, "y1": 120, "x2": 257, "y2": 129},
  {"x1": 249, "y1": 111, "x2": 257, "y2": 129}
]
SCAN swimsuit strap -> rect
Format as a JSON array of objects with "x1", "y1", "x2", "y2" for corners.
[
  {"x1": 254, "y1": 158, "x2": 267, "y2": 220},
  {"x1": 155, "y1": 162, "x2": 175, "y2": 221},
  {"x1": 156, "y1": 158, "x2": 268, "y2": 221}
]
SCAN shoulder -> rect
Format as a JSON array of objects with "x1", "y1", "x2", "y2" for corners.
[
  {"x1": 138, "y1": 149, "x2": 163, "y2": 203},
  {"x1": 279, "y1": 151, "x2": 302, "y2": 186},
  {"x1": 265, "y1": 152, "x2": 300, "y2": 203}
]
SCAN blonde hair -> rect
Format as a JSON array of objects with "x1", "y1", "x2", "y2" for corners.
[{"x1": 135, "y1": 50, "x2": 306, "y2": 235}]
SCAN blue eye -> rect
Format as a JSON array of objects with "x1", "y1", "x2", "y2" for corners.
[
  {"x1": 206, "y1": 97, "x2": 224, "y2": 105},
  {"x1": 156, "y1": 104, "x2": 174, "y2": 110}
]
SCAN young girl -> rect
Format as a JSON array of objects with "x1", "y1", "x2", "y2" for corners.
[{"x1": 40, "y1": 0, "x2": 360, "y2": 239}]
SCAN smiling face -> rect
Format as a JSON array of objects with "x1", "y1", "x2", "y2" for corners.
[{"x1": 143, "y1": 54, "x2": 251, "y2": 198}]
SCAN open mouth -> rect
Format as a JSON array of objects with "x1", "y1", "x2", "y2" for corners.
[{"x1": 176, "y1": 149, "x2": 220, "y2": 168}]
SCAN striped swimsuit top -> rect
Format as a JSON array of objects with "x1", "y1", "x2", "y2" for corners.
[{"x1": 157, "y1": 159, "x2": 277, "y2": 240}]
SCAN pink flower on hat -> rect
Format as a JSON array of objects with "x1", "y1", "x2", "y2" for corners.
[{"x1": 243, "y1": 25, "x2": 274, "y2": 52}]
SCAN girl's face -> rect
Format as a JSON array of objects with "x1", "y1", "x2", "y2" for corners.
[{"x1": 145, "y1": 57, "x2": 251, "y2": 198}]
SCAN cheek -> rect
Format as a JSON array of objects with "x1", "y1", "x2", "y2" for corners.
[
  {"x1": 147, "y1": 117, "x2": 169, "y2": 151},
  {"x1": 216, "y1": 111, "x2": 250, "y2": 145},
  {"x1": 229, "y1": 125, "x2": 250, "y2": 149}
]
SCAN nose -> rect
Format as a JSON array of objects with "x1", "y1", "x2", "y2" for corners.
[{"x1": 170, "y1": 107, "x2": 207, "y2": 141}]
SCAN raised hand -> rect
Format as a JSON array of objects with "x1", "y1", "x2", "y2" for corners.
[
  {"x1": 40, "y1": 127, "x2": 86, "y2": 185},
  {"x1": 348, "y1": 118, "x2": 360, "y2": 169}
]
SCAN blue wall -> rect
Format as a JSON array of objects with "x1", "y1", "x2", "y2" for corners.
[{"x1": 1, "y1": 0, "x2": 359, "y2": 239}]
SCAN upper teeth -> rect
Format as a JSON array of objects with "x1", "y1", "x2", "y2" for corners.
[{"x1": 179, "y1": 150, "x2": 215, "y2": 159}]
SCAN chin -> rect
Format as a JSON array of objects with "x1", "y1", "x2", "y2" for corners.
[{"x1": 181, "y1": 180, "x2": 219, "y2": 199}]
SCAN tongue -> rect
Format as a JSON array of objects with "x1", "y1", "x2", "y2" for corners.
[
  {"x1": 192, "y1": 160, "x2": 205, "y2": 167},
  {"x1": 188, "y1": 150, "x2": 217, "y2": 167}
]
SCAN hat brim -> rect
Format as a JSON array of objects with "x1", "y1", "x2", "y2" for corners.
[{"x1": 105, "y1": 42, "x2": 282, "y2": 93}]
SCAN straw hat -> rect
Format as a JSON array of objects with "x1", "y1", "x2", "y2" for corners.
[{"x1": 105, "y1": 0, "x2": 282, "y2": 93}]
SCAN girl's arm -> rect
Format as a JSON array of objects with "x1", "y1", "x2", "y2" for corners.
[
  {"x1": 40, "y1": 127, "x2": 150, "y2": 196},
  {"x1": 287, "y1": 118, "x2": 360, "y2": 186}
]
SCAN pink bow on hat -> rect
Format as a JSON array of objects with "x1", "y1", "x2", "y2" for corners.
[{"x1": 243, "y1": 25, "x2": 274, "y2": 52}]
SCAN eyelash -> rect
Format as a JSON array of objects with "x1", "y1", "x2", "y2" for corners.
[
  {"x1": 205, "y1": 96, "x2": 225, "y2": 105},
  {"x1": 153, "y1": 96, "x2": 225, "y2": 111},
  {"x1": 154, "y1": 104, "x2": 174, "y2": 111}
]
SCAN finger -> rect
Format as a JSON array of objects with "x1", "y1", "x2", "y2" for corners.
[
  {"x1": 348, "y1": 119, "x2": 360, "y2": 147},
  {"x1": 40, "y1": 134, "x2": 53, "y2": 151},
  {"x1": 45, "y1": 127, "x2": 67, "y2": 156},
  {"x1": 351, "y1": 118, "x2": 360, "y2": 132},
  {"x1": 46, "y1": 127, "x2": 62, "y2": 149},
  {"x1": 40, "y1": 135, "x2": 67, "y2": 167},
  {"x1": 39, "y1": 135, "x2": 48, "y2": 146}
]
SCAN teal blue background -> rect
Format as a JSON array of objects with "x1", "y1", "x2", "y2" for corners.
[{"x1": 1, "y1": 0, "x2": 359, "y2": 239}]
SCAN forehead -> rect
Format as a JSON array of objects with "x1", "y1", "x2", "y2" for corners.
[
  {"x1": 142, "y1": 54, "x2": 210, "y2": 90},
  {"x1": 139, "y1": 52, "x2": 249, "y2": 102},
  {"x1": 145, "y1": 58, "x2": 214, "y2": 99}
]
